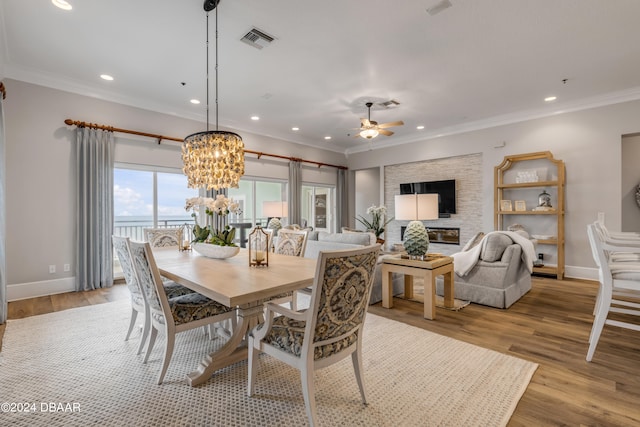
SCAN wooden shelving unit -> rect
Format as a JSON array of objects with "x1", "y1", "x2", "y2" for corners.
[{"x1": 494, "y1": 151, "x2": 565, "y2": 279}]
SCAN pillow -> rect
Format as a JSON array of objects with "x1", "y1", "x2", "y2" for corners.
[
  {"x1": 462, "y1": 232, "x2": 485, "y2": 252},
  {"x1": 342, "y1": 227, "x2": 377, "y2": 245},
  {"x1": 480, "y1": 233, "x2": 513, "y2": 262},
  {"x1": 318, "y1": 232, "x2": 371, "y2": 246},
  {"x1": 307, "y1": 230, "x2": 320, "y2": 241}
]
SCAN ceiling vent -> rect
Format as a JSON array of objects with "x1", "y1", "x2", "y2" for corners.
[
  {"x1": 378, "y1": 99, "x2": 400, "y2": 109},
  {"x1": 240, "y1": 28, "x2": 275, "y2": 49}
]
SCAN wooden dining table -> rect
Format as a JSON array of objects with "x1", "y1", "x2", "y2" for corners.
[{"x1": 152, "y1": 247, "x2": 317, "y2": 386}]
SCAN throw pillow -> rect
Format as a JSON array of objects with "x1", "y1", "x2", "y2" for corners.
[{"x1": 480, "y1": 233, "x2": 513, "y2": 262}]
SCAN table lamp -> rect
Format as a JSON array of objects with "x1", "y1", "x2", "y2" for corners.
[
  {"x1": 263, "y1": 201, "x2": 288, "y2": 236},
  {"x1": 395, "y1": 193, "x2": 439, "y2": 259}
]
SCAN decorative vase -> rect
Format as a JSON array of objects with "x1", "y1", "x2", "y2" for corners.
[
  {"x1": 192, "y1": 242, "x2": 240, "y2": 259},
  {"x1": 403, "y1": 220, "x2": 429, "y2": 258}
]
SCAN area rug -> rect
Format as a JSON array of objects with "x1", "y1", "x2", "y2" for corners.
[{"x1": 0, "y1": 299, "x2": 536, "y2": 426}]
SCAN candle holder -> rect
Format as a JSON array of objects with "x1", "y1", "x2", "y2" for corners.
[
  {"x1": 179, "y1": 240, "x2": 192, "y2": 252},
  {"x1": 249, "y1": 226, "x2": 269, "y2": 267}
]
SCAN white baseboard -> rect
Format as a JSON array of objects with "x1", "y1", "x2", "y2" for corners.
[
  {"x1": 565, "y1": 265, "x2": 598, "y2": 281},
  {"x1": 7, "y1": 277, "x2": 76, "y2": 301}
]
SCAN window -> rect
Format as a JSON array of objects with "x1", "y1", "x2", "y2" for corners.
[{"x1": 228, "y1": 178, "x2": 287, "y2": 227}]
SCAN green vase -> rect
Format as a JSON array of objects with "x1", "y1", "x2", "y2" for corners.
[{"x1": 404, "y1": 220, "x2": 429, "y2": 257}]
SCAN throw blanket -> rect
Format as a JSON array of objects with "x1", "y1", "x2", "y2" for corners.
[{"x1": 452, "y1": 231, "x2": 536, "y2": 277}]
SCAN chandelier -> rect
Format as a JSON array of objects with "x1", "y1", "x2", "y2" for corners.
[{"x1": 183, "y1": 0, "x2": 244, "y2": 190}]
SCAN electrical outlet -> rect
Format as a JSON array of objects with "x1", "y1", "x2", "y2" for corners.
[
  {"x1": 64, "y1": 264, "x2": 70, "y2": 272},
  {"x1": 49, "y1": 265, "x2": 56, "y2": 274}
]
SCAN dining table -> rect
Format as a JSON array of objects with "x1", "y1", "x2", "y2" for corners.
[{"x1": 152, "y1": 247, "x2": 317, "y2": 386}]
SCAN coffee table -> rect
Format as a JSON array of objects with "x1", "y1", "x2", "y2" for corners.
[{"x1": 381, "y1": 254, "x2": 454, "y2": 320}]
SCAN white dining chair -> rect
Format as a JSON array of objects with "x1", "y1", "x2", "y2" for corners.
[
  {"x1": 586, "y1": 223, "x2": 640, "y2": 361},
  {"x1": 128, "y1": 240, "x2": 237, "y2": 384},
  {"x1": 248, "y1": 244, "x2": 381, "y2": 426}
]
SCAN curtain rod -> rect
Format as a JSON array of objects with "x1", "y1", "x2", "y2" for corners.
[
  {"x1": 0, "y1": 82, "x2": 6, "y2": 99},
  {"x1": 64, "y1": 119, "x2": 347, "y2": 170}
]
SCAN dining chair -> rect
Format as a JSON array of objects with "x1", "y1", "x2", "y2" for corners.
[
  {"x1": 586, "y1": 223, "x2": 640, "y2": 361},
  {"x1": 143, "y1": 227, "x2": 183, "y2": 248},
  {"x1": 128, "y1": 240, "x2": 237, "y2": 384},
  {"x1": 272, "y1": 229, "x2": 309, "y2": 310},
  {"x1": 113, "y1": 236, "x2": 196, "y2": 355},
  {"x1": 248, "y1": 244, "x2": 381, "y2": 426}
]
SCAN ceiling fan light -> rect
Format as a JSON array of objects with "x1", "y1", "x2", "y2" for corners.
[{"x1": 360, "y1": 128, "x2": 379, "y2": 139}]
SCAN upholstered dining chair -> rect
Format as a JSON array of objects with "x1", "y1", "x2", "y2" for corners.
[
  {"x1": 272, "y1": 229, "x2": 309, "y2": 309},
  {"x1": 248, "y1": 244, "x2": 381, "y2": 426},
  {"x1": 113, "y1": 236, "x2": 195, "y2": 353},
  {"x1": 128, "y1": 240, "x2": 237, "y2": 384},
  {"x1": 586, "y1": 223, "x2": 640, "y2": 362}
]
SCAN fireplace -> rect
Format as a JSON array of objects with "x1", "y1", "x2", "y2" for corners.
[{"x1": 400, "y1": 226, "x2": 460, "y2": 245}]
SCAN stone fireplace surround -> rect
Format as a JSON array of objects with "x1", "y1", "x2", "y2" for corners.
[{"x1": 384, "y1": 153, "x2": 483, "y2": 255}]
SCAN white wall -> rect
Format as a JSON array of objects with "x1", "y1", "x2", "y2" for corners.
[
  {"x1": 347, "y1": 100, "x2": 640, "y2": 280},
  {"x1": 621, "y1": 133, "x2": 640, "y2": 232},
  {"x1": 3, "y1": 79, "x2": 345, "y2": 298},
  {"x1": 354, "y1": 168, "x2": 381, "y2": 229}
]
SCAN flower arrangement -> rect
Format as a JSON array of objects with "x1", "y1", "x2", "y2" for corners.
[
  {"x1": 185, "y1": 195, "x2": 242, "y2": 246},
  {"x1": 356, "y1": 205, "x2": 393, "y2": 238}
]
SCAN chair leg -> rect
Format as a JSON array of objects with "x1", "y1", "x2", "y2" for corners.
[
  {"x1": 137, "y1": 312, "x2": 151, "y2": 355},
  {"x1": 143, "y1": 327, "x2": 158, "y2": 364},
  {"x1": 157, "y1": 332, "x2": 175, "y2": 385},
  {"x1": 290, "y1": 292, "x2": 298, "y2": 311},
  {"x1": 125, "y1": 308, "x2": 138, "y2": 341},
  {"x1": 247, "y1": 337, "x2": 258, "y2": 396},
  {"x1": 587, "y1": 292, "x2": 612, "y2": 361},
  {"x1": 301, "y1": 361, "x2": 318, "y2": 427},
  {"x1": 351, "y1": 347, "x2": 368, "y2": 405}
]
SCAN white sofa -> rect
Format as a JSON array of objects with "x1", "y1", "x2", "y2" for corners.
[{"x1": 301, "y1": 231, "x2": 404, "y2": 304}]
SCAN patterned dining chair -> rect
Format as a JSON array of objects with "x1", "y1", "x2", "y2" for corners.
[
  {"x1": 143, "y1": 227, "x2": 183, "y2": 248},
  {"x1": 271, "y1": 229, "x2": 309, "y2": 309},
  {"x1": 113, "y1": 236, "x2": 195, "y2": 356},
  {"x1": 248, "y1": 244, "x2": 381, "y2": 426},
  {"x1": 128, "y1": 241, "x2": 237, "y2": 384}
]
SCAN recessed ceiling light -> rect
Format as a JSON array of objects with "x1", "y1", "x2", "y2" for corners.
[
  {"x1": 251, "y1": 116, "x2": 260, "y2": 121},
  {"x1": 324, "y1": 136, "x2": 331, "y2": 140},
  {"x1": 544, "y1": 96, "x2": 557, "y2": 102},
  {"x1": 100, "y1": 74, "x2": 114, "y2": 81},
  {"x1": 291, "y1": 127, "x2": 299, "y2": 131},
  {"x1": 52, "y1": 0, "x2": 72, "y2": 10},
  {"x1": 190, "y1": 99, "x2": 200, "y2": 104},
  {"x1": 416, "y1": 125, "x2": 425, "y2": 130}
]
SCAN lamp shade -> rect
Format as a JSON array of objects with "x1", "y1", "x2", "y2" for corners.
[
  {"x1": 394, "y1": 194, "x2": 439, "y2": 221},
  {"x1": 263, "y1": 201, "x2": 288, "y2": 218}
]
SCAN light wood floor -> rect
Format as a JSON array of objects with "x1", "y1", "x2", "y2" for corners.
[{"x1": 1, "y1": 277, "x2": 639, "y2": 426}]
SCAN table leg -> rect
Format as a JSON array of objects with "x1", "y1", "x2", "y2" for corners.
[
  {"x1": 404, "y1": 275, "x2": 414, "y2": 299},
  {"x1": 443, "y1": 270, "x2": 454, "y2": 309},
  {"x1": 381, "y1": 266, "x2": 393, "y2": 308},
  {"x1": 186, "y1": 303, "x2": 263, "y2": 387},
  {"x1": 423, "y1": 270, "x2": 436, "y2": 320}
]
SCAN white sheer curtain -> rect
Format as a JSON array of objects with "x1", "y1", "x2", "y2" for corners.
[
  {"x1": 0, "y1": 89, "x2": 6, "y2": 323},
  {"x1": 336, "y1": 168, "x2": 349, "y2": 230},
  {"x1": 75, "y1": 127, "x2": 114, "y2": 291},
  {"x1": 288, "y1": 160, "x2": 302, "y2": 226}
]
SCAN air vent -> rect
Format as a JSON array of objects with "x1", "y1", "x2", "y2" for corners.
[
  {"x1": 240, "y1": 28, "x2": 275, "y2": 50},
  {"x1": 378, "y1": 99, "x2": 400, "y2": 108}
]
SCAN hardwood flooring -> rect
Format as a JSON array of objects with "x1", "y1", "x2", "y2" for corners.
[{"x1": 1, "y1": 277, "x2": 639, "y2": 426}]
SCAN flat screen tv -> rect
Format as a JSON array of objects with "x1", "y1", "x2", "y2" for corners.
[{"x1": 399, "y1": 179, "x2": 456, "y2": 218}]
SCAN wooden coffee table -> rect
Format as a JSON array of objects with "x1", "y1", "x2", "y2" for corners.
[{"x1": 381, "y1": 254, "x2": 454, "y2": 320}]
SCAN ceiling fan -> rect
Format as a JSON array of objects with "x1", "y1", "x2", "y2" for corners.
[{"x1": 354, "y1": 102, "x2": 404, "y2": 139}]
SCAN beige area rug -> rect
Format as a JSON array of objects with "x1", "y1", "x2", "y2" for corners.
[
  {"x1": 408, "y1": 279, "x2": 471, "y2": 310},
  {"x1": 0, "y1": 299, "x2": 536, "y2": 427}
]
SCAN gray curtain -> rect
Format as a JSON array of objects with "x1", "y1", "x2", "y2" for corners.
[
  {"x1": 288, "y1": 160, "x2": 302, "y2": 225},
  {"x1": 75, "y1": 127, "x2": 114, "y2": 291},
  {"x1": 0, "y1": 90, "x2": 6, "y2": 323},
  {"x1": 336, "y1": 168, "x2": 349, "y2": 230}
]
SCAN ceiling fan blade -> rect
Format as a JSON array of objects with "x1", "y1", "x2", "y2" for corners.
[
  {"x1": 360, "y1": 118, "x2": 371, "y2": 127},
  {"x1": 377, "y1": 120, "x2": 404, "y2": 129},
  {"x1": 379, "y1": 129, "x2": 394, "y2": 136}
]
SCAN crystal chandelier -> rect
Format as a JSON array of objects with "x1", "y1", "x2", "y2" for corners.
[{"x1": 183, "y1": 0, "x2": 244, "y2": 190}]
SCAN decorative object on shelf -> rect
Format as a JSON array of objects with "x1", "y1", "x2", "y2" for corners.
[
  {"x1": 192, "y1": 242, "x2": 240, "y2": 259},
  {"x1": 263, "y1": 201, "x2": 287, "y2": 236},
  {"x1": 514, "y1": 200, "x2": 526, "y2": 212},
  {"x1": 533, "y1": 190, "x2": 554, "y2": 211},
  {"x1": 500, "y1": 200, "x2": 513, "y2": 212},
  {"x1": 248, "y1": 226, "x2": 269, "y2": 267},
  {"x1": 395, "y1": 193, "x2": 439, "y2": 259},
  {"x1": 356, "y1": 204, "x2": 394, "y2": 239},
  {"x1": 182, "y1": 0, "x2": 244, "y2": 190},
  {"x1": 185, "y1": 195, "x2": 242, "y2": 258}
]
